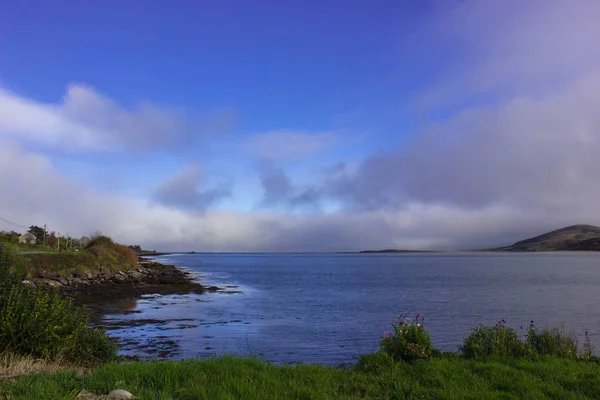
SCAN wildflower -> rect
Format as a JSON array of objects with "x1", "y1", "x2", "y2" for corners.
[
  {"x1": 416, "y1": 314, "x2": 420, "y2": 319},
  {"x1": 417, "y1": 324, "x2": 422, "y2": 328},
  {"x1": 586, "y1": 330, "x2": 589, "y2": 336}
]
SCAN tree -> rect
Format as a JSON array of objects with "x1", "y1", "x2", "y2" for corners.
[
  {"x1": 47, "y1": 232, "x2": 57, "y2": 248},
  {"x1": 28, "y1": 226, "x2": 45, "y2": 243},
  {"x1": 128, "y1": 245, "x2": 142, "y2": 253}
]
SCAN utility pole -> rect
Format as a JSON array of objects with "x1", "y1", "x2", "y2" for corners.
[
  {"x1": 43, "y1": 223, "x2": 46, "y2": 246},
  {"x1": 57, "y1": 232, "x2": 60, "y2": 252}
]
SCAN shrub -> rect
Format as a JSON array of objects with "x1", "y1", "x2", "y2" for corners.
[
  {"x1": 460, "y1": 320, "x2": 526, "y2": 359},
  {"x1": 379, "y1": 314, "x2": 434, "y2": 361},
  {"x1": 114, "y1": 244, "x2": 138, "y2": 268},
  {"x1": 526, "y1": 323, "x2": 578, "y2": 359},
  {"x1": 0, "y1": 250, "x2": 117, "y2": 365},
  {"x1": 85, "y1": 235, "x2": 115, "y2": 249}
]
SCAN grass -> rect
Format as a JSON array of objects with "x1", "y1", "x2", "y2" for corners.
[
  {"x1": 1, "y1": 356, "x2": 600, "y2": 399},
  {"x1": 8, "y1": 238, "x2": 138, "y2": 279},
  {"x1": 0, "y1": 353, "x2": 90, "y2": 380},
  {"x1": 0, "y1": 241, "x2": 58, "y2": 254}
]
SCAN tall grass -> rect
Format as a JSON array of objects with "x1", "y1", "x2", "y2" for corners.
[
  {"x1": 0, "y1": 249, "x2": 117, "y2": 365},
  {"x1": 13, "y1": 235, "x2": 138, "y2": 278},
  {"x1": 2, "y1": 356, "x2": 600, "y2": 399}
]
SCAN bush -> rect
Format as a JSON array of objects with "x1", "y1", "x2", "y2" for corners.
[
  {"x1": 379, "y1": 314, "x2": 435, "y2": 361},
  {"x1": 85, "y1": 235, "x2": 115, "y2": 249},
  {"x1": 114, "y1": 244, "x2": 139, "y2": 268},
  {"x1": 0, "y1": 250, "x2": 117, "y2": 365},
  {"x1": 460, "y1": 320, "x2": 526, "y2": 359},
  {"x1": 526, "y1": 324, "x2": 578, "y2": 359}
]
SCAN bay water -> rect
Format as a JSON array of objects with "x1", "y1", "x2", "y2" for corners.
[{"x1": 98, "y1": 252, "x2": 600, "y2": 364}]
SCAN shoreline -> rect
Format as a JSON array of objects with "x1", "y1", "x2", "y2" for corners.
[{"x1": 24, "y1": 256, "x2": 222, "y2": 301}]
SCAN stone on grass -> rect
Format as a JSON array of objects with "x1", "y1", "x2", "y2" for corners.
[
  {"x1": 21, "y1": 280, "x2": 37, "y2": 289},
  {"x1": 108, "y1": 389, "x2": 135, "y2": 400}
]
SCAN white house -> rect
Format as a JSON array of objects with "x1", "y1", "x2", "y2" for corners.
[{"x1": 18, "y1": 232, "x2": 37, "y2": 245}]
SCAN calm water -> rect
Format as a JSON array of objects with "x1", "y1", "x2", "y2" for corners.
[{"x1": 100, "y1": 252, "x2": 600, "y2": 364}]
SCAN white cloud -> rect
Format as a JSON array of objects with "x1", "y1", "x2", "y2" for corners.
[
  {"x1": 2, "y1": 139, "x2": 564, "y2": 251},
  {"x1": 0, "y1": 84, "x2": 190, "y2": 151},
  {"x1": 152, "y1": 164, "x2": 231, "y2": 211},
  {"x1": 412, "y1": 0, "x2": 600, "y2": 109}
]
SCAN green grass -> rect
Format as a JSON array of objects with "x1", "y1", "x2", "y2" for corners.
[
  {"x1": 8, "y1": 245, "x2": 137, "y2": 279},
  {"x1": 1, "y1": 356, "x2": 600, "y2": 399},
  {"x1": 0, "y1": 241, "x2": 58, "y2": 254}
]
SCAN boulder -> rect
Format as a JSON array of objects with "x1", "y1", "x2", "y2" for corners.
[
  {"x1": 108, "y1": 389, "x2": 135, "y2": 400},
  {"x1": 21, "y1": 280, "x2": 37, "y2": 289},
  {"x1": 75, "y1": 389, "x2": 100, "y2": 399},
  {"x1": 71, "y1": 277, "x2": 84, "y2": 286},
  {"x1": 45, "y1": 279, "x2": 63, "y2": 288}
]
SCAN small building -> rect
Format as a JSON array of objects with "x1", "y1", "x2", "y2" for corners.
[{"x1": 18, "y1": 232, "x2": 37, "y2": 245}]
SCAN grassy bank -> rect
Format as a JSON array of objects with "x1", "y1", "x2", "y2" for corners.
[
  {"x1": 1, "y1": 355, "x2": 600, "y2": 399},
  {"x1": 7, "y1": 236, "x2": 138, "y2": 279}
]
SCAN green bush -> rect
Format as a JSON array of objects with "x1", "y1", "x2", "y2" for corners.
[
  {"x1": 85, "y1": 235, "x2": 115, "y2": 249},
  {"x1": 379, "y1": 314, "x2": 435, "y2": 361},
  {"x1": 460, "y1": 320, "x2": 527, "y2": 359},
  {"x1": 0, "y1": 249, "x2": 117, "y2": 365},
  {"x1": 526, "y1": 325, "x2": 578, "y2": 359}
]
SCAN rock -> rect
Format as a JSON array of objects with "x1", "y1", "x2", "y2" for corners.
[
  {"x1": 107, "y1": 389, "x2": 135, "y2": 400},
  {"x1": 21, "y1": 280, "x2": 37, "y2": 289},
  {"x1": 46, "y1": 279, "x2": 63, "y2": 288},
  {"x1": 75, "y1": 271, "x2": 88, "y2": 279},
  {"x1": 58, "y1": 277, "x2": 69, "y2": 286},
  {"x1": 111, "y1": 274, "x2": 127, "y2": 283},
  {"x1": 71, "y1": 277, "x2": 84, "y2": 285},
  {"x1": 75, "y1": 389, "x2": 100, "y2": 399},
  {"x1": 87, "y1": 271, "x2": 99, "y2": 279},
  {"x1": 127, "y1": 271, "x2": 143, "y2": 281}
]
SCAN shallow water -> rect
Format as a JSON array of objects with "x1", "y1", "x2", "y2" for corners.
[{"x1": 95, "y1": 252, "x2": 600, "y2": 364}]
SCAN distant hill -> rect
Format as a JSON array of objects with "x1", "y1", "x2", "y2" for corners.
[{"x1": 497, "y1": 224, "x2": 600, "y2": 252}]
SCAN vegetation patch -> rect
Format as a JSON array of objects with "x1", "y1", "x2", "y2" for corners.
[
  {"x1": 1, "y1": 356, "x2": 600, "y2": 399},
  {"x1": 9, "y1": 235, "x2": 138, "y2": 279},
  {"x1": 0, "y1": 249, "x2": 117, "y2": 365}
]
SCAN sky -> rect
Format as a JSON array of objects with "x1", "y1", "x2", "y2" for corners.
[{"x1": 1, "y1": 0, "x2": 600, "y2": 252}]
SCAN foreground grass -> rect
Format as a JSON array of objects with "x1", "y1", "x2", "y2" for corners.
[
  {"x1": 1, "y1": 356, "x2": 600, "y2": 399},
  {"x1": 0, "y1": 354, "x2": 90, "y2": 380}
]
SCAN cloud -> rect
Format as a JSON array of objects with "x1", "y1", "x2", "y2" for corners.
[
  {"x1": 0, "y1": 84, "x2": 194, "y2": 152},
  {"x1": 1, "y1": 139, "x2": 597, "y2": 252},
  {"x1": 409, "y1": 0, "x2": 600, "y2": 110},
  {"x1": 248, "y1": 130, "x2": 338, "y2": 159},
  {"x1": 255, "y1": 158, "x2": 321, "y2": 209},
  {"x1": 331, "y1": 71, "x2": 600, "y2": 214},
  {"x1": 152, "y1": 164, "x2": 231, "y2": 212}
]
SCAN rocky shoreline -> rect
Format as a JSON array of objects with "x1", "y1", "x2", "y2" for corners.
[{"x1": 21, "y1": 258, "x2": 221, "y2": 300}]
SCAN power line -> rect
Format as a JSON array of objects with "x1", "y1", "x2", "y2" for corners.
[{"x1": 0, "y1": 216, "x2": 28, "y2": 230}]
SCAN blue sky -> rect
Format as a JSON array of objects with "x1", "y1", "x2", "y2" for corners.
[{"x1": 1, "y1": 1, "x2": 600, "y2": 251}]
